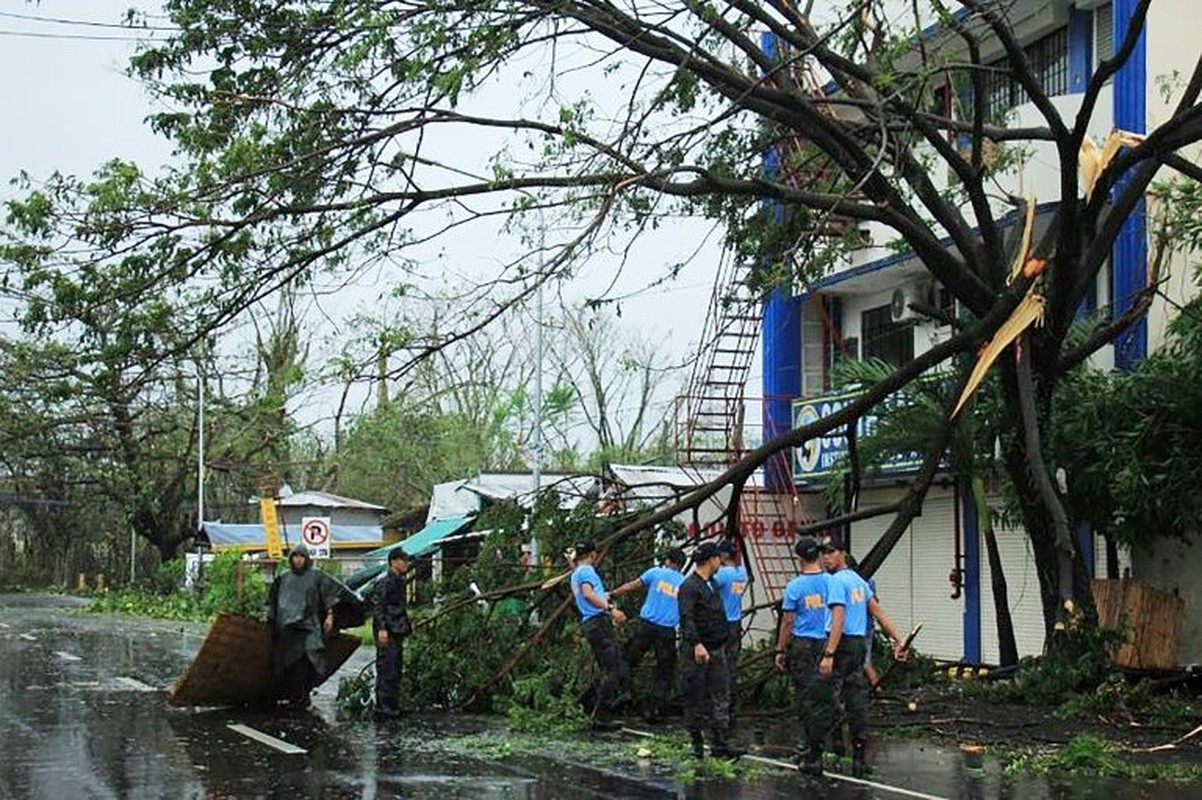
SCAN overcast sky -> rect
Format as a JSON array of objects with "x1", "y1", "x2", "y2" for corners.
[{"x1": 0, "y1": 1, "x2": 757, "y2": 446}]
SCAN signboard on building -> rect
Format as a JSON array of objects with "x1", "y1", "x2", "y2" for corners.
[
  {"x1": 301, "y1": 516, "x2": 332, "y2": 559},
  {"x1": 791, "y1": 384, "x2": 929, "y2": 481}
]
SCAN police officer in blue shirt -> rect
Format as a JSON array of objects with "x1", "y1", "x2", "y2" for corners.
[
  {"x1": 611, "y1": 547, "x2": 686, "y2": 721},
  {"x1": 821, "y1": 533, "x2": 909, "y2": 776},
  {"x1": 774, "y1": 536, "x2": 836, "y2": 775},
  {"x1": 569, "y1": 539, "x2": 628, "y2": 729},
  {"x1": 712, "y1": 539, "x2": 748, "y2": 729}
]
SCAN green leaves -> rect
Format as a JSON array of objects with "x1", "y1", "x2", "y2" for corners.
[{"x1": 1050, "y1": 291, "x2": 1202, "y2": 547}]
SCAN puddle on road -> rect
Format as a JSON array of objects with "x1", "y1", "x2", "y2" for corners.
[{"x1": 0, "y1": 596, "x2": 1197, "y2": 799}]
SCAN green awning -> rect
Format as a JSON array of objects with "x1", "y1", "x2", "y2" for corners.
[
  {"x1": 403, "y1": 515, "x2": 473, "y2": 556},
  {"x1": 345, "y1": 516, "x2": 473, "y2": 590}
]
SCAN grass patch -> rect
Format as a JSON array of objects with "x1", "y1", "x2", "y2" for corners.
[{"x1": 1001, "y1": 734, "x2": 1202, "y2": 783}]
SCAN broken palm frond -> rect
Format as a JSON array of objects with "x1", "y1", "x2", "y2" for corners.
[
  {"x1": 1128, "y1": 722, "x2": 1202, "y2": 754},
  {"x1": 1079, "y1": 129, "x2": 1147, "y2": 201},
  {"x1": 540, "y1": 570, "x2": 570, "y2": 591},
  {"x1": 951, "y1": 290, "x2": 1046, "y2": 419},
  {"x1": 1007, "y1": 197, "x2": 1037, "y2": 285}
]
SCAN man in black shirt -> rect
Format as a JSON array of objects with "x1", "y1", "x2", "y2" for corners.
[
  {"x1": 373, "y1": 547, "x2": 413, "y2": 718},
  {"x1": 678, "y1": 541, "x2": 744, "y2": 760}
]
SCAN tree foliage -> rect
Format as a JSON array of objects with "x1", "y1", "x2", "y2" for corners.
[
  {"x1": 2, "y1": 0, "x2": 1201, "y2": 652},
  {"x1": 1052, "y1": 282, "x2": 1202, "y2": 547}
]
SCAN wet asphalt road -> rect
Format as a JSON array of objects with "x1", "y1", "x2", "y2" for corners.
[
  {"x1": 0, "y1": 594, "x2": 643, "y2": 800},
  {"x1": 0, "y1": 595, "x2": 1195, "y2": 800}
]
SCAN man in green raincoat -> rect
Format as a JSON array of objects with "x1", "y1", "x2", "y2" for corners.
[{"x1": 266, "y1": 544, "x2": 335, "y2": 707}]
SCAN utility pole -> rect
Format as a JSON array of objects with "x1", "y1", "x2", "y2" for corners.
[
  {"x1": 197, "y1": 365, "x2": 205, "y2": 533},
  {"x1": 529, "y1": 217, "x2": 545, "y2": 567}
]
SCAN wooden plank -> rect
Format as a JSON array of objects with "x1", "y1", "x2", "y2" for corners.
[
  {"x1": 1092, "y1": 579, "x2": 1184, "y2": 670},
  {"x1": 170, "y1": 613, "x2": 359, "y2": 707}
]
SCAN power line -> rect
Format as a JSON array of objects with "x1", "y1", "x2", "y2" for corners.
[
  {"x1": 0, "y1": 29, "x2": 158, "y2": 43},
  {"x1": 0, "y1": 10, "x2": 178, "y2": 32}
]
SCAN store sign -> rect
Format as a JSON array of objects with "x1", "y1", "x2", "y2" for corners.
[{"x1": 791, "y1": 386, "x2": 926, "y2": 481}]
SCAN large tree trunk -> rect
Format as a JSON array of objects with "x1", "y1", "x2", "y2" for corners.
[
  {"x1": 1003, "y1": 442, "x2": 1097, "y2": 657},
  {"x1": 999, "y1": 342, "x2": 1098, "y2": 658}
]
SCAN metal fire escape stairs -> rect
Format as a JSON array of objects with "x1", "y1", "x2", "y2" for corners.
[
  {"x1": 676, "y1": 48, "x2": 846, "y2": 605},
  {"x1": 677, "y1": 251, "x2": 762, "y2": 468}
]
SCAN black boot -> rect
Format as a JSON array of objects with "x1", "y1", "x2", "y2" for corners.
[
  {"x1": 690, "y1": 731, "x2": 706, "y2": 759},
  {"x1": 851, "y1": 739, "x2": 868, "y2": 777},
  {"x1": 799, "y1": 741, "x2": 824, "y2": 777},
  {"x1": 711, "y1": 732, "x2": 746, "y2": 760}
]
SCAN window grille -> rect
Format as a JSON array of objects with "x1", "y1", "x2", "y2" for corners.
[
  {"x1": 1095, "y1": 2, "x2": 1114, "y2": 65},
  {"x1": 861, "y1": 305, "x2": 914, "y2": 368},
  {"x1": 984, "y1": 26, "x2": 1069, "y2": 120}
]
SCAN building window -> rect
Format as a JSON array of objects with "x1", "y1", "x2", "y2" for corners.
[
  {"x1": 861, "y1": 305, "x2": 914, "y2": 367},
  {"x1": 985, "y1": 26, "x2": 1069, "y2": 120}
]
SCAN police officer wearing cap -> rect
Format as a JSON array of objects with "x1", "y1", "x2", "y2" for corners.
[
  {"x1": 373, "y1": 546, "x2": 413, "y2": 717},
  {"x1": 678, "y1": 541, "x2": 744, "y2": 759},
  {"x1": 821, "y1": 532, "x2": 909, "y2": 776},
  {"x1": 610, "y1": 546, "x2": 686, "y2": 722},
  {"x1": 569, "y1": 540, "x2": 628, "y2": 729},
  {"x1": 774, "y1": 536, "x2": 836, "y2": 776}
]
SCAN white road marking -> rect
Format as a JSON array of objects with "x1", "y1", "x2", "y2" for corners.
[
  {"x1": 0, "y1": 622, "x2": 10, "y2": 629},
  {"x1": 227, "y1": 724, "x2": 307, "y2": 755},
  {"x1": 740, "y1": 753, "x2": 951, "y2": 800},
  {"x1": 112, "y1": 676, "x2": 157, "y2": 692},
  {"x1": 621, "y1": 727, "x2": 951, "y2": 800},
  {"x1": 18, "y1": 633, "x2": 36, "y2": 641},
  {"x1": 54, "y1": 651, "x2": 81, "y2": 662}
]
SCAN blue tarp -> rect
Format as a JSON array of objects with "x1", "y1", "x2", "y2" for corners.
[{"x1": 200, "y1": 522, "x2": 387, "y2": 551}]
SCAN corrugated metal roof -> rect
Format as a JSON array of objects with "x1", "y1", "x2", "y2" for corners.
[
  {"x1": 428, "y1": 473, "x2": 595, "y2": 521},
  {"x1": 606, "y1": 463, "x2": 738, "y2": 530},
  {"x1": 274, "y1": 490, "x2": 388, "y2": 512}
]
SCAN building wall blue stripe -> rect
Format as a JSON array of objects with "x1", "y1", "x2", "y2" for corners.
[
  {"x1": 760, "y1": 30, "x2": 801, "y2": 490},
  {"x1": 763, "y1": 287, "x2": 802, "y2": 491},
  {"x1": 960, "y1": 481, "x2": 982, "y2": 664},
  {"x1": 1112, "y1": 0, "x2": 1148, "y2": 369},
  {"x1": 1077, "y1": 522, "x2": 1096, "y2": 580}
]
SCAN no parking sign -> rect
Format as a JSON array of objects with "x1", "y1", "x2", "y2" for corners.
[{"x1": 301, "y1": 516, "x2": 332, "y2": 559}]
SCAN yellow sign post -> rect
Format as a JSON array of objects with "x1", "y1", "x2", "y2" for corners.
[{"x1": 261, "y1": 497, "x2": 283, "y2": 559}]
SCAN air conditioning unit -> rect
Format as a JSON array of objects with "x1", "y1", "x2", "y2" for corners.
[
  {"x1": 891, "y1": 281, "x2": 939, "y2": 323},
  {"x1": 890, "y1": 286, "x2": 919, "y2": 322}
]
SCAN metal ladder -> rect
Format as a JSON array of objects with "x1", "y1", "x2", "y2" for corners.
[{"x1": 676, "y1": 251, "x2": 763, "y2": 466}]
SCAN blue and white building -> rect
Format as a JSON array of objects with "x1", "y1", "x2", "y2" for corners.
[{"x1": 757, "y1": 0, "x2": 1199, "y2": 663}]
